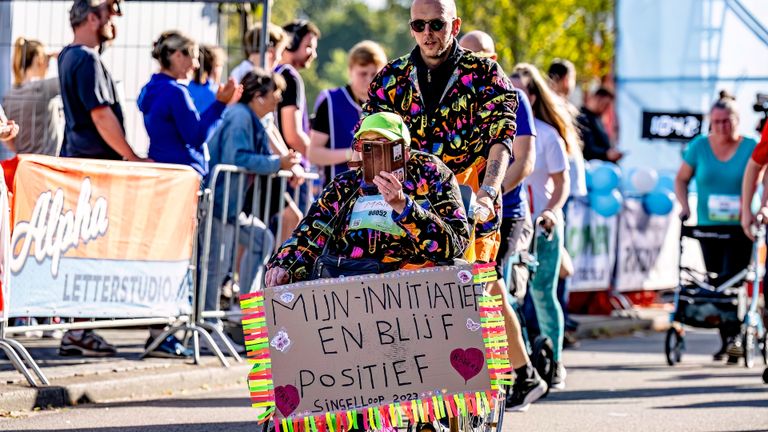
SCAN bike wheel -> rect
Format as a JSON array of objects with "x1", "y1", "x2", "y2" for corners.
[
  {"x1": 665, "y1": 327, "x2": 684, "y2": 366},
  {"x1": 531, "y1": 336, "x2": 555, "y2": 397},
  {"x1": 759, "y1": 334, "x2": 768, "y2": 366},
  {"x1": 763, "y1": 367, "x2": 768, "y2": 384}
]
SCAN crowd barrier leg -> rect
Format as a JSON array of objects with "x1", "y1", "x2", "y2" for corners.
[{"x1": 0, "y1": 337, "x2": 50, "y2": 386}]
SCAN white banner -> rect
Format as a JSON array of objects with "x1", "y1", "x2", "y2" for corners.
[
  {"x1": 614, "y1": 199, "x2": 681, "y2": 291},
  {"x1": 565, "y1": 199, "x2": 617, "y2": 292}
]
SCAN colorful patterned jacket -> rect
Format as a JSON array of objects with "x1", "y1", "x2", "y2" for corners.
[
  {"x1": 267, "y1": 151, "x2": 470, "y2": 283},
  {"x1": 362, "y1": 43, "x2": 517, "y2": 238}
]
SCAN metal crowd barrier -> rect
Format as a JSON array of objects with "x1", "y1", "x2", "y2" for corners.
[{"x1": 165, "y1": 165, "x2": 317, "y2": 364}]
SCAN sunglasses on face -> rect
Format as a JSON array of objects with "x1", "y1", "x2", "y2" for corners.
[{"x1": 409, "y1": 18, "x2": 449, "y2": 33}]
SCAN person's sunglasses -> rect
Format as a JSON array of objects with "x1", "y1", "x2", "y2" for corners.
[{"x1": 409, "y1": 19, "x2": 448, "y2": 33}]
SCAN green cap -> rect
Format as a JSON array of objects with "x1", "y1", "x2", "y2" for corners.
[{"x1": 354, "y1": 112, "x2": 411, "y2": 143}]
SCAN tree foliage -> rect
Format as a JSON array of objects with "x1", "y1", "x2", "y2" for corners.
[{"x1": 250, "y1": 0, "x2": 613, "y2": 109}]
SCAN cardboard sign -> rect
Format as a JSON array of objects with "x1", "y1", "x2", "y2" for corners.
[
  {"x1": 8, "y1": 155, "x2": 200, "y2": 318},
  {"x1": 240, "y1": 264, "x2": 510, "y2": 432}
]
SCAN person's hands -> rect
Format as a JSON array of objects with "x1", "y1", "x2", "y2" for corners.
[
  {"x1": 124, "y1": 153, "x2": 153, "y2": 163},
  {"x1": 373, "y1": 171, "x2": 406, "y2": 213},
  {"x1": 679, "y1": 205, "x2": 690, "y2": 222},
  {"x1": 540, "y1": 209, "x2": 558, "y2": 230},
  {"x1": 606, "y1": 148, "x2": 623, "y2": 162},
  {"x1": 475, "y1": 190, "x2": 495, "y2": 223},
  {"x1": 216, "y1": 78, "x2": 243, "y2": 104},
  {"x1": 265, "y1": 267, "x2": 290, "y2": 287},
  {"x1": 289, "y1": 163, "x2": 306, "y2": 188},
  {"x1": 0, "y1": 120, "x2": 19, "y2": 141},
  {"x1": 280, "y1": 150, "x2": 302, "y2": 170},
  {"x1": 741, "y1": 210, "x2": 756, "y2": 241}
]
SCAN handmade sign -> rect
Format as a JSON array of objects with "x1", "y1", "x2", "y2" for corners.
[{"x1": 240, "y1": 263, "x2": 510, "y2": 432}]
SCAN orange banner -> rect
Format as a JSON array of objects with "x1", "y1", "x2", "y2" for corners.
[{"x1": 8, "y1": 156, "x2": 201, "y2": 318}]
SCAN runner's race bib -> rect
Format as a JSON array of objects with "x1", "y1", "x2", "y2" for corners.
[
  {"x1": 349, "y1": 194, "x2": 406, "y2": 236},
  {"x1": 707, "y1": 194, "x2": 740, "y2": 222}
]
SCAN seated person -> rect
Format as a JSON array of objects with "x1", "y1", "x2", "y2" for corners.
[
  {"x1": 205, "y1": 69, "x2": 301, "y2": 336},
  {"x1": 265, "y1": 112, "x2": 470, "y2": 286}
]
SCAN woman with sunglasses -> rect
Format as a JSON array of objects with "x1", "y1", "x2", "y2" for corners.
[
  {"x1": 264, "y1": 112, "x2": 470, "y2": 287},
  {"x1": 675, "y1": 91, "x2": 757, "y2": 362},
  {"x1": 2, "y1": 37, "x2": 62, "y2": 157},
  {"x1": 138, "y1": 31, "x2": 242, "y2": 177}
]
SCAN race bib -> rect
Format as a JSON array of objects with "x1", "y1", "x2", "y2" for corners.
[
  {"x1": 349, "y1": 194, "x2": 406, "y2": 237},
  {"x1": 707, "y1": 194, "x2": 740, "y2": 222}
]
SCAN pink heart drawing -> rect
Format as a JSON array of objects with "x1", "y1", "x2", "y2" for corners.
[
  {"x1": 274, "y1": 385, "x2": 300, "y2": 417},
  {"x1": 450, "y1": 348, "x2": 485, "y2": 383}
]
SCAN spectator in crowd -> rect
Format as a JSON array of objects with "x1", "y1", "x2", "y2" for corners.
[
  {"x1": 59, "y1": 0, "x2": 143, "y2": 162},
  {"x1": 308, "y1": 40, "x2": 387, "y2": 184},
  {"x1": 676, "y1": 91, "x2": 757, "y2": 362},
  {"x1": 364, "y1": 0, "x2": 521, "y2": 407},
  {"x1": 57, "y1": 0, "x2": 147, "y2": 357},
  {"x1": 138, "y1": 31, "x2": 241, "y2": 177},
  {"x1": 205, "y1": 69, "x2": 302, "y2": 350},
  {"x1": 577, "y1": 87, "x2": 622, "y2": 162},
  {"x1": 459, "y1": 30, "x2": 547, "y2": 412},
  {"x1": 275, "y1": 20, "x2": 320, "y2": 213},
  {"x1": 187, "y1": 45, "x2": 226, "y2": 113},
  {"x1": 548, "y1": 57, "x2": 586, "y2": 347},
  {"x1": 512, "y1": 63, "x2": 577, "y2": 390},
  {"x1": 265, "y1": 112, "x2": 470, "y2": 286},
  {"x1": 230, "y1": 23, "x2": 287, "y2": 83},
  {"x1": 547, "y1": 58, "x2": 579, "y2": 117},
  {"x1": 275, "y1": 20, "x2": 320, "y2": 158},
  {"x1": 2, "y1": 37, "x2": 63, "y2": 156}
]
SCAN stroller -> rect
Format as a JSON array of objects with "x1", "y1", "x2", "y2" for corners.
[{"x1": 665, "y1": 223, "x2": 768, "y2": 368}]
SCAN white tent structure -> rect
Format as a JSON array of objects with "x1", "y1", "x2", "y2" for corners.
[{"x1": 616, "y1": 0, "x2": 768, "y2": 171}]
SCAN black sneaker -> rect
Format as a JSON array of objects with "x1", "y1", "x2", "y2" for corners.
[
  {"x1": 506, "y1": 376, "x2": 548, "y2": 412},
  {"x1": 551, "y1": 361, "x2": 567, "y2": 390},
  {"x1": 59, "y1": 330, "x2": 117, "y2": 357}
]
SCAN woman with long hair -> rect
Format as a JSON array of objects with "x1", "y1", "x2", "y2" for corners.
[
  {"x1": 511, "y1": 63, "x2": 579, "y2": 390},
  {"x1": 2, "y1": 37, "x2": 62, "y2": 156}
]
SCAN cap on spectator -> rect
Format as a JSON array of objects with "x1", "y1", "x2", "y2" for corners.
[
  {"x1": 70, "y1": 0, "x2": 121, "y2": 27},
  {"x1": 355, "y1": 112, "x2": 411, "y2": 144}
]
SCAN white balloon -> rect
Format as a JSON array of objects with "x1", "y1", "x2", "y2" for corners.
[{"x1": 631, "y1": 168, "x2": 658, "y2": 194}]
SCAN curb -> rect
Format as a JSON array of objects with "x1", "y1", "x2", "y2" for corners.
[
  {"x1": 572, "y1": 310, "x2": 670, "y2": 340},
  {"x1": 0, "y1": 362, "x2": 251, "y2": 413}
]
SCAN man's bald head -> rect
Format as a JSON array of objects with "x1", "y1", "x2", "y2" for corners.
[
  {"x1": 411, "y1": 0, "x2": 457, "y2": 19},
  {"x1": 459, "y1": 30, "x2": 495, "y2": 58}
]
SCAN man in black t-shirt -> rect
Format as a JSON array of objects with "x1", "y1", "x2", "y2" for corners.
[{"x1": 59, "y1": 0, "x2": 143, "y2": 162}]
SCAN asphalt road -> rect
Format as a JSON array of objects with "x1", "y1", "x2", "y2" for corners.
[{"x1": 2, "y1": 330, "x2": 767, "y2": 432}]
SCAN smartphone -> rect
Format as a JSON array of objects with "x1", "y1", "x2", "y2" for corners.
[{"x1": 361, "y1": 139, "x2": 407, "y2": 186}]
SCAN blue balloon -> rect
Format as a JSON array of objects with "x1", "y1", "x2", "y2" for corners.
[
  {"x1": 589, "y1": 189, "x2": 623, "y2": 217},
  {"x1": 588, "y1": 163, "x2": 621, "y2": 193},
  {"x1": 654, "y1": 173, "x2": 675, "y2": 193},
  {"x1": 643, "y1": 191, "x2": 674, "y2": 216}
]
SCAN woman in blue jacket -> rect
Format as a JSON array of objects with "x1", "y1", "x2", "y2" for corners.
[{"x1": 138, "y1": 31, "x2": 241, "y2": 176}]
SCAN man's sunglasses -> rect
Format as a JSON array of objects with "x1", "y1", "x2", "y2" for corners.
[{"x1": 409, "y1": 19, "x2": 449, "y2": 33}]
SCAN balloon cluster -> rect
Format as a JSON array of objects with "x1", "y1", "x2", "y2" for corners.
[
  {"x1": 585, "y1": 161, "x2": 675, "y2": 217},
  {"x1": 586, "y1": 161, "x2": 623, "y2": 217}
]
